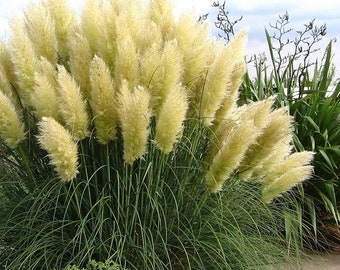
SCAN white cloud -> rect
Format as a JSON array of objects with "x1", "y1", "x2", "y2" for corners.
[{"x1": 225, "y1": 0, "x2": 291, "y2": 12}]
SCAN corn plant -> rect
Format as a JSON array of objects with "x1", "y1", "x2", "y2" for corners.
[{"x1": 0, "y1": 0, "x2": 313, "y2": 269}]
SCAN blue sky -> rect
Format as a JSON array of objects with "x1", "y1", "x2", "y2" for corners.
[
  {"x1": 0, "y1": 0, "x2": 339, "y2": 79},
  {"x1": 203, "y1": 0, "x2": 340, "y2": 79}
]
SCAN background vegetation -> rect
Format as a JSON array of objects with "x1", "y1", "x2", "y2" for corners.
[{"x1": 211, "y1": 1, "x2": 340, "y2": 251}]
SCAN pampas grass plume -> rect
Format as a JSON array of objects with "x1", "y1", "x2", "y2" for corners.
[
  {"x1": 206, "y1": 120, "x2": 260, "y2": 192},
  {"x1": 261, "y1": 165, "x2": 314, "y2": 203},
  {"x1": 24, "y1": 2, "x2": 57, "y2": 65},
  {"x1": 200, "y1": 42, "x2": 234, "y2": 126},
  {"x1": 68, "y1": 33, "x2": 93, "y2": 100},
  {"x1": 31, "y1": 57, "x2": 60, "y2": 121},
  {"x1": 262, "y1": 151, "x2": 314, "y2": 187},
  {"x1": 238, "y1": 107, "x2": 293, "y2": 180},
  {"x1": 42, "y1": 0, "x2": 78, "y2": 60},
  {"x1": 57, "y1": 65, "x2": 89, "y2": 140},
  {"x1": 32, "y1": 71, "x2": 61, "y2": 121},
  {"x1": 117, "y1": 80, "x2": 151, "y2": 164},
  {"x1": 89, "y1": 55, "x2": 118, "y2": 144},
  {"x1": 114, "y1": 35, "x2": 139, "y2": 88},
  {"x1": 9, "y1": 17, "x2": 38, "y2": 104},
  {"x1": 37, "y1": 117, "x2": 79, "y2": 181},
  {"x1": 155, "y1": 84, "x2": 188, "y2": 153},
  {"x1": 0, "y1": 91, "x2": 26, "y2": 148}
]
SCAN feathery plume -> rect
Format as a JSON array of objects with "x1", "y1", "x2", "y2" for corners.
[
  {"x1": 148, "y1": 0, "x2": 175, "y2": 40},
  {"x1": 96, "y1": 0, "x2": 118, "y2": 69},
  {"x1": 0, "y1": 41, "x2": 17, "y2": 88},
  {"x1": 0, "y1": 91, "x2": 26, "y2": 148},
  {"x1": 81, "y1": 0, "x2": 101, "y2": 53},
  {"x1": 9, "y1": 17, "x2": 38, "y2": 105},
  {"x1": 89, "y1": 55, "x2": 118, "y2": 144},
  {"x1": 37, "y1": 117, "x2": 79, "y2": 181},
  {"x1": 238, "y1": 107, "x2": 293, "y2": 180},
  {"x1": 244, "y1": 137, "x2": 292, "y2": 182},
  {"x1": 37, "y1": 57, "x2": 58, "y2": 87},
  {"x1": 229, "y1": 29, "x2": 248, "y2": 62},
  {"x1": 175, "y1": 12, "x2": 212, "y2": 89},
  {"x1": 117, "y1": 80, "x2": 151, "y2": 164},
  {"x1": 0, "y1": 66, "x2": 16, "y2": 105},
  {"x1": 155, "y1": 84, "x2": 188, "y2": 153},
  {"x1": 57, "y1": 65, "x2": 89, "y2": 140},
  {"x1": 139, "y1": 43, "x2": 162, "y2": 92},
  {"x1": 262, "y1": 151, "x2": 314, "y2": 186},
  {"x1": 230, "y1": 97, "x2": 275, "y2": 129},
  {"x1": 138, "y1": 21, "x2": 163, "y2": 53},
  {"x1": 261, "y1": 165, "x2": 314, "y2": 204},
  {"x1": 32, "y1": 68, "x2": 61, "y2": 121},
  {"x1": 206, "y1": 120, "x2": 260, "y2": 192},
  {"x1": 42, "y1": 0, "x2": 78, "y2": 61},
  {"x1": 24, "y1": 2, "x2": 57, "y2": 65},
  {"x1": 205, "y1": 119, "x2": 236, "y2": 164},
  {"x1": 114, "y1": 36, "x2": 139, "y2": 88},
  {"x1": 199, "y1": 41, "x2": 234, "y2": 126},
  {"x1": 115, "y1": 0, "x2": 145, "y2": 47},
  {"x1": 157, "y1": 40, "x2": 183, "y2": 103},
  {"x1": 251, "y1": 138, "x2": 292, "y2": 180},
  {"x1": 146, "y1": 40, "x2": 183, "y2": 110},
  {"x1": 212, "y1": 29, "x2": 248, "y2": 125},
  {"x1": 68, "y1": 33, "x2": 93, "y2": 99},
  {"x1": 213, "y1": 61, "x2": 247, "y2": 127}
]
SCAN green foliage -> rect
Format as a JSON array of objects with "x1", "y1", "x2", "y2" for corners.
[
  {"x1": 240, "y1": 15, "x2": 340, "y2": 249},
  {"x1": 65, "y1": 259, "x2": 127, "y2": 270},
  {"x1": 0, "y1": 120, "x2": 289, "y2": 269}
]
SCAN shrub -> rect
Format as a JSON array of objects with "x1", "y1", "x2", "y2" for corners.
[{"x1": 0, "y1": 0, "x2": 313, "y2": 269}]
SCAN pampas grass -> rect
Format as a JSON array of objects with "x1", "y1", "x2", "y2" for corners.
[{"x1": 0, "y1": 0, "x2": 313, "y2": 268}]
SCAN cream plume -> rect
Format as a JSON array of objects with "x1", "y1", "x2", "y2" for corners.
[
  {"x1": 57, "y1": 65, "x2": 89, "y2": 140},
  {"x1": 114, "y1": 36, "x2": 139, "y2": 88},
  {"x1": 199, "y1": 42, "x2": 234, "y2": 126},
  {"x1": 68, "y1": 33, "x2": 93, "y2": 99},
  {"x1": 42, "y1": 0, "x2": 78, "y2": 60},
  {"x1": 148, "y1": 0, "x2": 175, "y2": 40},
  {"x1": 238, "y1": 107, "x2": 293, "y2": 180},
  {"x1": 37, "y1": 117, "x2": 79, "y2": 181},
  {"x1": 30, "y1": 57, "x2": 60, "y2": 121},
  {"x1": 155, "y1": 84, "x2": 188, "y2": 153},
  {"x1": 206, "y1": 120, "x2": 260, "y2": 193},
  {"x1": 24, "y1": 2, "x2": 57, "y2": 65},
  {"x1": 175, "y1": 12, "x2": 212, "y2": 90},
  {"x1": 0, "y1": 91, "x2": 26, "y2": 148},
  {"x1": 9, "y1": 17, "x2": 38, "y2": 105},
  {"x1": 117, "y1": 80, "x2": 151, "y2": 164},
  {"x1": 262, "y1": 165, "x2": 314, "y2": 203},
  {"x1": 89, "y1": 55, "x2": 118, "y2": 144}
]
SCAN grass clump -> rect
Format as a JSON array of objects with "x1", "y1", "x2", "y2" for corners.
[{"x1": 0, "y1": 0, "x2": 313, "y2": 269}]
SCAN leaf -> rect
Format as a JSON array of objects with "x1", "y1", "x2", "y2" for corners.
[
  {"x1": 319, "y1": 149, "x2": 335, "y2": 170},
  {"x1": 305, "y1": 196, "x2": 317, "y2": 237},
  {"x1": 304, "y1": 116, "x2": 320, "y2": 132},
  {"x1": 318, "y1": 41, "x2": 332, "y2": 93}
]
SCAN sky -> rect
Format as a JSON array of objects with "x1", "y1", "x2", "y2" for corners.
[{"x1": 0, "y1": 0, "x2": 339, "y2": 79}]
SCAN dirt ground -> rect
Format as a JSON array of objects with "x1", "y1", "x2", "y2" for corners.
[
  {"x1": 269, "y1": 253, "x2": 340, "y2": 270},
  {"x1": 299, "y1": 253, "x2": 340, "y2": 270}
]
